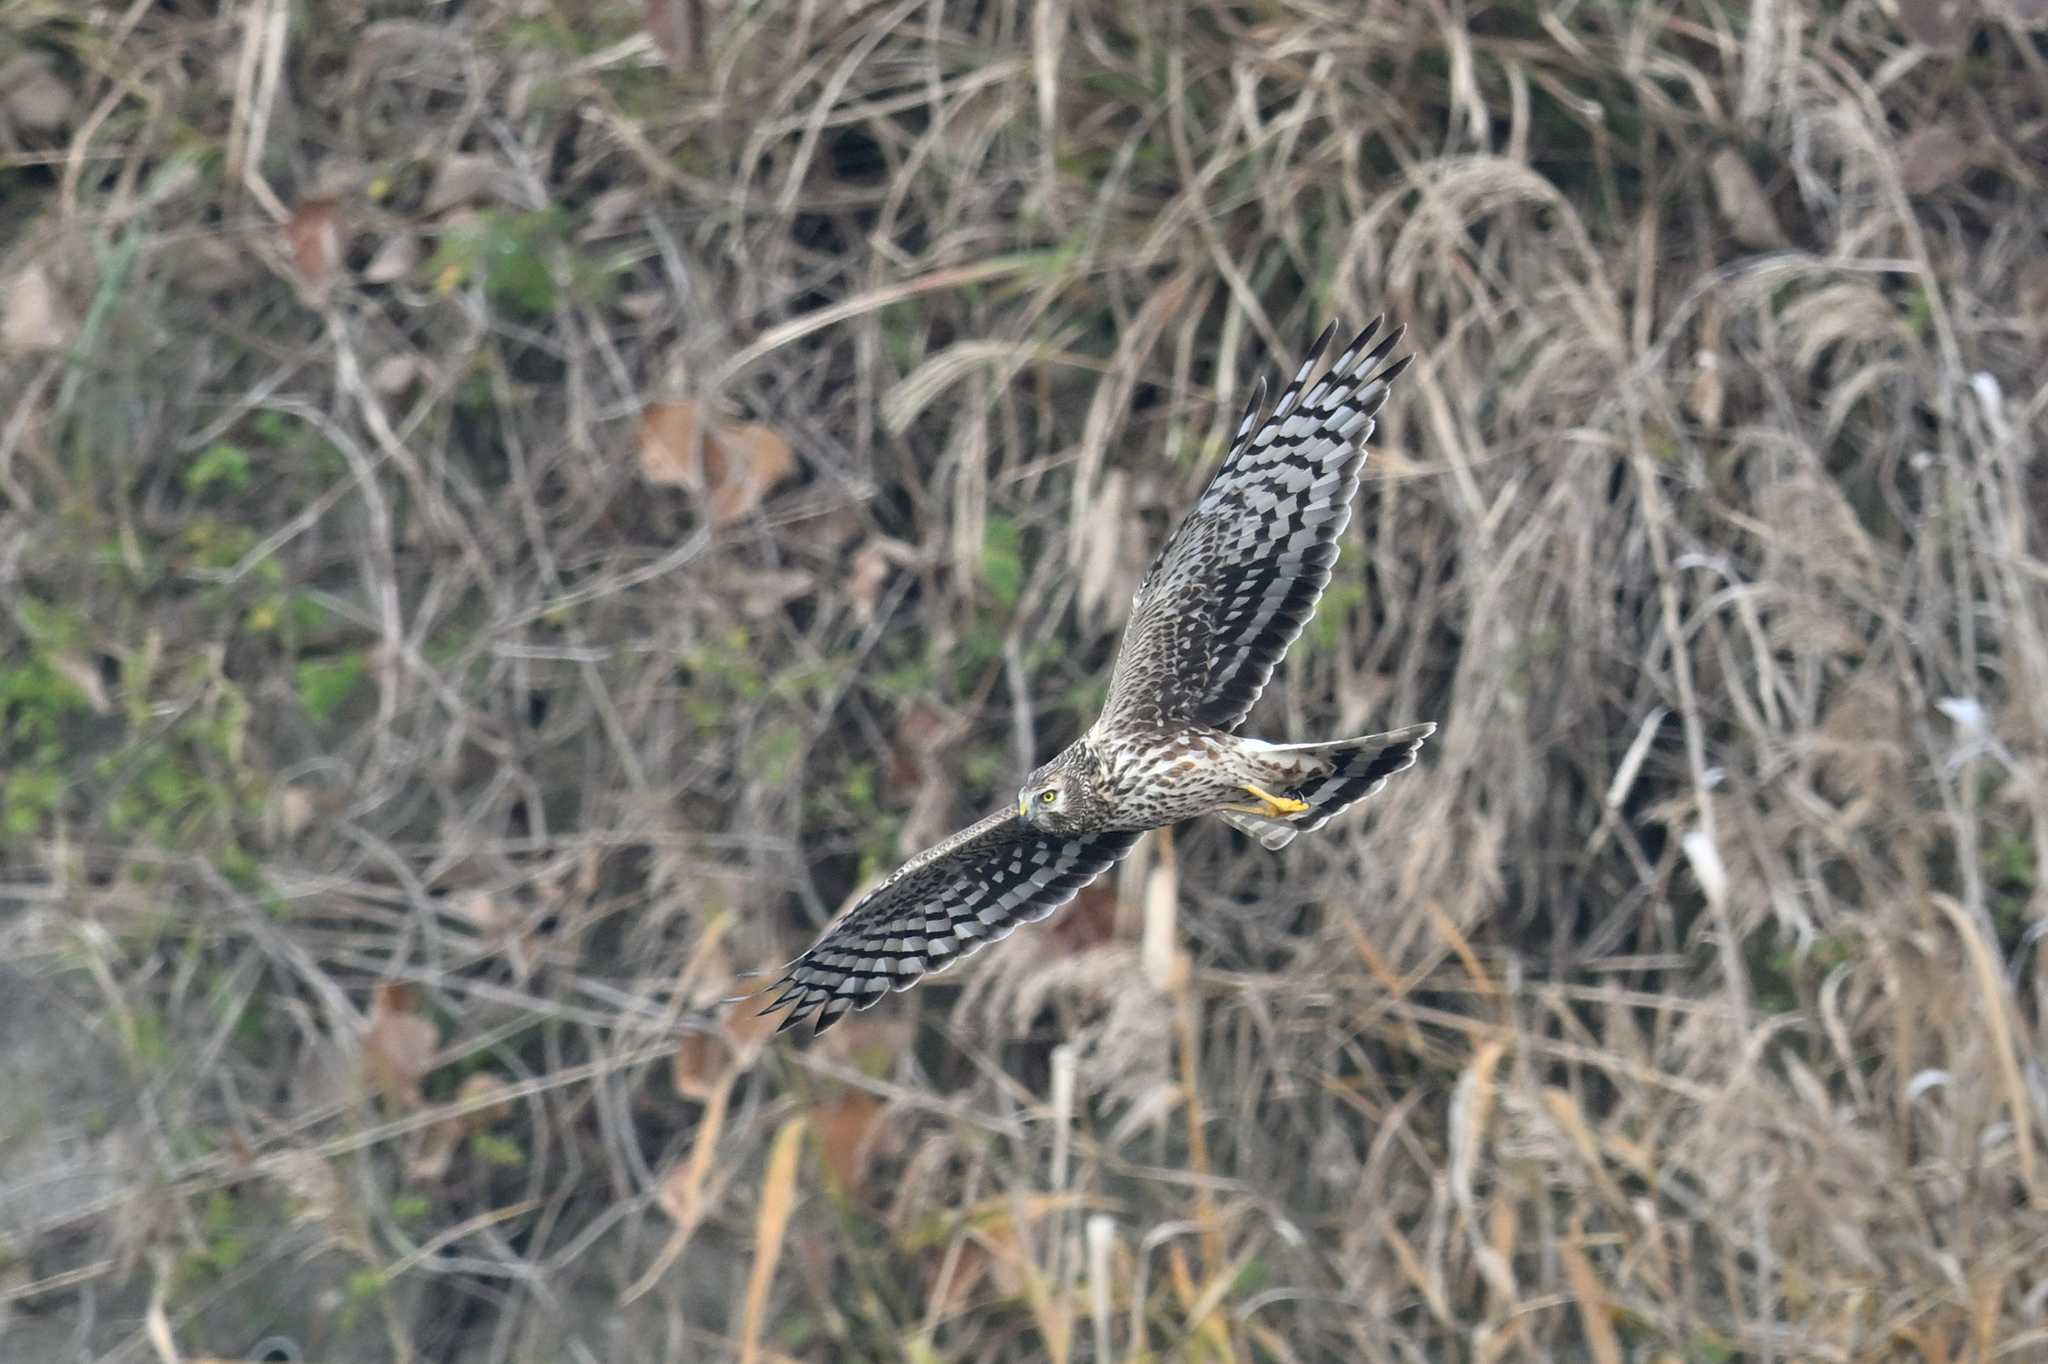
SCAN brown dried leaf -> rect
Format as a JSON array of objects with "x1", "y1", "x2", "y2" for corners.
[
  {"x1": 1899, "y1": 123, "x2": 1970, "y2": 194},
  {"x1": 707, "y1": 421, "x2": 798, "y2": 525},
  {"x1": 1707, "y1": 150, "x2": 1787, "y2": 250},
  {"x1": 636, "y1": 397, "x2": 710, "y2": 488},
  {"x1": 0, "y1": 56, "x2": 72, "y2": 132},
  {"x1": 636, "y1": 401, "x2": 800, "y2": 526},
  {"x1": 645, "y1": 0, "x2": 705, "y2": 68},
  {"x1": 848, "y1": 536, "x2": 916, "y2": 624},
  {"x1": 287, "y1": 196, "x2": 345, "y2": 301},
  {"x1": 672, "y1": 1030, "x2": 735, "y2": 1102},
  {"x1": 362, "y1": 982, "x2": 439, "y2": 1108},
  {"x1": 815, "y1": 1090, "x2": 882, "y2": 1195},
  {"x1": 3, "y1": 265, "x2": 72, "y2": 356}
]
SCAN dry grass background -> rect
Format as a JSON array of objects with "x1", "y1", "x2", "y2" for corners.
[{"x1": 2, "y1": 0, "x2": 2047, "y2": 1360}]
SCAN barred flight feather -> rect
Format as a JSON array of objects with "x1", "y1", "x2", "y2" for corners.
[
  {"x1": 1098, "y1": 318, "x2": 1411, "y2": 735},
  {"x1": 763, "y1": 810, "x2": 1140, "y2": 1033}
]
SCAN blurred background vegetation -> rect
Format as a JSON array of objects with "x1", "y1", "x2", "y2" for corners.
[{"x1": 3, "y1": 0, "x2": 2046, "y2": 1360}]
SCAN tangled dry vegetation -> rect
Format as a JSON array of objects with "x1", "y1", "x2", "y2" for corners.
[{"x1": 3, "y1": 0, "x2": 2047, "y2": 1360}]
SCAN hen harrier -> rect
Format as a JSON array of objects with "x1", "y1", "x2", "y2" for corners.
[{"x1": 763, "y1": 319, "x2": 1434, "y2": 1033}]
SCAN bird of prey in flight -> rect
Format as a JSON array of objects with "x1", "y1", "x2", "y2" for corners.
[{"x1": 762, "y1": 319, "x2": 1434, "y2": 1033}]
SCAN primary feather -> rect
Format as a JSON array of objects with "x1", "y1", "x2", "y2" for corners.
[{"x1": 1097, "y1": 319, "x2": 1411, "y2": 734}]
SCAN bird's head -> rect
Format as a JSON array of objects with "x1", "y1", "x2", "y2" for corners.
[{"x1": 1018, "y1": 750, "x2": 1104, "y2": 836}]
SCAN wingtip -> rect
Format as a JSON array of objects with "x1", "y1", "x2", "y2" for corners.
[
  {"x1": 757, "y1": 975, "x2": 857, "y2": 1038},
  {"x1": 1357, "y1": 323, "x2": 1405, "y2": 371},
  {"x1": 1291, "y1": 321, "x2": 1340, "y2": 390},
  {"x1": 754, "y1": 973, "x2": 802, "y2": 1014},
  {"x1": 1343, "y1": 316, "x2": 1383, "y2": 363},
  {"x1": 1235, "y1": 374, "x2": 1270, "y2": 438}
]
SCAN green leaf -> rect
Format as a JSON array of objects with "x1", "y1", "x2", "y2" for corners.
[
  {"x1": 981, "y1": 515, "x2": 1024, "y2": 607},
  {"x1": 430, "y1": 209, "x2": 569, "y2": 316},
  {"x1": 182, "y1": 442, "x2": 253, "y2": 496},
  {"x1": 470, "y1": 1131, "x2": 525, "y2": 1167},
  {"x1": 5, "y1": 767, "x2": 64, "y2": 834},
  {"x1": 296, "y1": 654, "x2": 365, "y2": 722}
]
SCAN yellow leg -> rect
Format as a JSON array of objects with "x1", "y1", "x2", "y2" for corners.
[{"x1": 1223, "y1": 784, "x2": 1310, "y2": 819}]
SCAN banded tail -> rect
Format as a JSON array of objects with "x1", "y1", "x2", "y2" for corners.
[{"x1": 1219, "y1": 722, "x2": 1436, "y2": 850}]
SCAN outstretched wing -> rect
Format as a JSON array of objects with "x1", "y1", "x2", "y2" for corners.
[
  {"x1": 1097, "y1": 319, "x2": 1411, "y2": 735},
  {"x1": 760, "y1": 810, "x2": 1141, "y2": 1035}
]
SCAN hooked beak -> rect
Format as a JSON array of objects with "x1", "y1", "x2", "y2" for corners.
[{"x1": 1019, "y1": 794, "x2": 1033, "y2": 825}]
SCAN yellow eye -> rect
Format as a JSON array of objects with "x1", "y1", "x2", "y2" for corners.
[{"x1": 1039, "y1": 789, "x2": 1058, "y2": 804}]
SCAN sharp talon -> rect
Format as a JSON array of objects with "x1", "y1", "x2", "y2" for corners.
[{"x1": 1241, "y1": 784, "x2": 1310, "y2": 818}]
